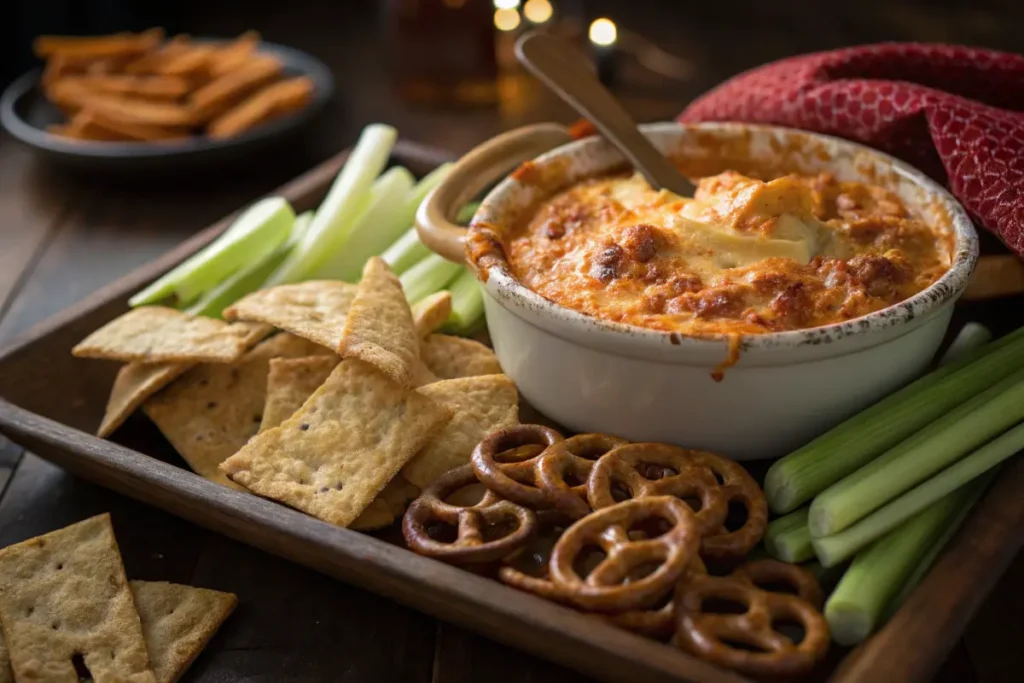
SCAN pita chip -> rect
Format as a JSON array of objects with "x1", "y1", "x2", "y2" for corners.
[
  {"x1": 420, "y1": 334, "x2": 502, "y2": 380},
  {"x1": 0, "y1": 514, "x2": 156, "y2": 683},
  {"x1": 220, "y1": 358, "x2": 451, "y2": 527},
  {"x1": 260, "y1": 355, "x2": 339, "y2": 432},
  {"x1": 72, "y1": 307, "x2": 262, "y2": 364},
  {"x1": 130, "y1": 581, "x2": 236, "y2": 683},
  {"x1": 403, "y1": 375, "x2": 519, "y2": 488},
  {"x1": 144, "y1": 333, "x2": 331, "y2": 488},
  {"x1": 411, "y1": 291, "x2": 452, "y2": 337},
  {"x1": 338, "y1": 258, "x2": 420, "y2": 388},
  {"x1": 223, "y1": 280, "x2": 357, "y2": 350}
]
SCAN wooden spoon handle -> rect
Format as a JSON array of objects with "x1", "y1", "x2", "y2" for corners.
[{"x1": 515, "y1": 31, "x2": 694, "y2": 196}]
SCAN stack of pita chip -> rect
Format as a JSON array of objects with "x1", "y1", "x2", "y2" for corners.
[
  {"x1": 0, "y1": 514, "x2": 234, "y2": 683},
  {"x1": 76, "y1": 258, "x2": 519, "y2": 530}
]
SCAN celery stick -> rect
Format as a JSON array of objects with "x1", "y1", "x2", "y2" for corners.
[
  {"x1": 765, "y1": 325, "x2": 1024, "y2": 514},
  {"x1": 444, "y1": 267, "x2": 485, "y2": 335},
  {"x1": 130, "y1": 197, "x2": 294, "y2": 307},
  {"x1": 764, "y1": 508, "x2": 814, "y2": 563},
  {"x1": 314, "y1": 166, "x2": 415, "y2": 282},
  {"x1": 881, "y1": 469, "x2": 996, "y2": 622},
  {"x1": 939, "y1": 323, "x2": 992, "y2": 366},
  {"x1": 402, "y1": 163, "x2": 453, "y2": 220},
  {"x1": 267, "y1": 124, "x2": 397, "y2": 285},
  {"x1": 400, "y1": 253, "x2": 462, "y2": 304},
  {"x1": 381, "y1": 228, "x2": 432, "y2": 275},
  {"x1": 824, "y1": 480, "x2": 983, "y2": 645},
  {"x1": 811, "y1": 423, "x2": 1024, "y2": 565},
  {"x1": 809, "y1": 367, "x2": 1024, "y2": 537},
  {"x1": 186, "y1": 211, "x2": 313, "y2": 318},
  {"x1": 455, "y1": 201, "x2": 481, "y2": 225}
]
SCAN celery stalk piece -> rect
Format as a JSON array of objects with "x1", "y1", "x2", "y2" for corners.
[
  {"x1": 267, "y1": 123, "x2": 397, "y2": 286},
  {"x1": 764, "y1": 325, "x2": 1024, "y2": 514},
  {"x1": 444, "y1": 267, "x2": 485, "y2": 335},
  {"x1": 130, "y1": 197, "x2": 295, "y2": 307},
  {"x1": 824, "y1": 479, "x2": 984, "y2": 645},
  {"x1": 313, "y1": 166, "x2": 416, "y2": 282},
  {"x1": 185, "y1": 211, "x2": 314, "y2": 318},
  {"x1": 402, "y1": 163, "x2": 453, "y2": 220},
  {"x1": 381, "y1": 227, "x2": 432, "y2": 275},
  {"x1": 809, "y1": 367, "x2": 1024, "y2": 537},
  {"x1": 764, "y1": 508, "x2": 815, "y2": 563},
  {"x1": 811, "y1": 422, "x2": 1024, "y2": 565},
  {"x1": 455, "y1": 201, "x2": 481, "y2": 225},
  {"x1": 881, "y1": 469, "x2": 996, "y2": 622},
  {"x1": 400, "y1": 253, "x2": 462, "y2": 304},
  {"x1": 939, "y1": 322, "x2": 992, "y2": 366}
]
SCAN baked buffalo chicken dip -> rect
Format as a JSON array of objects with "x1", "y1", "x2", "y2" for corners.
[{"x1": 506, "y1": 171, "x2": 951, "y2": 335}]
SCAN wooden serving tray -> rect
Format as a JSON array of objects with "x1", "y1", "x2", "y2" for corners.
[{"x1": 0, "y1": 141, "x2": 1021, "y2": 683}]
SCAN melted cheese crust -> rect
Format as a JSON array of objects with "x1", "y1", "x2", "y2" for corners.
[{"x1": 509, "y1": 171, "x2": 950, "y2": 335}]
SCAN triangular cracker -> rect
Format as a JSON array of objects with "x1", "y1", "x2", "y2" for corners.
[
  {"x1": 144, "y1": 333, "x2": 332, "y2": 488},
  {"x1": 260, "y1": 356, "x2": 340, "y2": 432},
  {"x1": 0, "y1": 514, "x2": 156, "y2": 683},
  {"x1": 411, "y1": 291, "x2": 452, "y2": 338},
  {"x1": 0, "y1": 582, "x2": 236, "y2": 683},
  {"x1": 420, "y1": 334, "x2": 502, "y2": 380},
  {"x1": 338, "y1": 258, "x2": 420, "y2": 388},
  {"x1": 220, "y1": 358, "x2": 451, "y2": 527},
  {"x1": 350, "y1": 476, "x2": 421, "y2": 531},
  {"x1": 73, "y1": 307, "x2": 261, "y2": 364},
  {"x1": 402, "y1": 375, "x2": 519, "y2": 488},
  {"x1": 223, "y1": 280, "x2": 357, "y2": 350},
  {"x1": 130, "y1": 581, "x2": 236, "y2": 683},
  {"x1": 97, "y1": 322, "x2": 272, "y2": 438}
]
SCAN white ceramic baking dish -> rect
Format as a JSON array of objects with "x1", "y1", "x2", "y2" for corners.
[{"x1": 416, "y1": 122, "x2": 977, "y2": 460}]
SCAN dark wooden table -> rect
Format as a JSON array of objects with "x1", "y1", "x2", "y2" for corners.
[{"x1": 1, "y1": 2, "x2": 1021, "y2": 681}]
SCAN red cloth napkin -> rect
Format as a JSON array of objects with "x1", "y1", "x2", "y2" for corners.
[{"x1": 679, "y1": 43, "x2": 1024, "y2": 257}]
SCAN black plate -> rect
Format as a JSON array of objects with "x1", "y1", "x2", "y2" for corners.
[{"x1": 0, "y1": 39, "x2": 335, "y2": 171}]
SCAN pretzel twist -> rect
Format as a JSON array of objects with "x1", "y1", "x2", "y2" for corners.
[
  {"x1": 403, "y1": 465, "x2": 536, "y2": 564},
  {"x1": 683, "y1": 450, "x2": 769, "y2": 559},
  {"x1": 674, "y1": 563, "x2": 829, "y2": 678},
  {"x1": 587, "y1": 443, "x2": 728, "y2": 537},
  {"x1": 549, "y1": 496, "x2": 701, "y2": 612}
]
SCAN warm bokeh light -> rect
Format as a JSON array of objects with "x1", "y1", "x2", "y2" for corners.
[
  {"x1": 588, "y1": 18, "x2": 618, "y2": 47},
  {"x1": 493, "y1": 0, "x2": 521, "y2": 10},
  {"x1": 523, "y1": 0, "x2": 553, "y2": 24},
  {"x1": 494, "y1": 8, "x2": 522, "y2": 31}
]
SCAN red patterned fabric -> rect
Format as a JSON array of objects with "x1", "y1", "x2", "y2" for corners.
[{"x1": 679, "y1": 43, "x2": 1024, "y2": 257}]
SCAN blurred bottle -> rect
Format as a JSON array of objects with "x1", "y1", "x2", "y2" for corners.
[{"x1": 386, "y1": 0, "x2": 498, "y2": 107}]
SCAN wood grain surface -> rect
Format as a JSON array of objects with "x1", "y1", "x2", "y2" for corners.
[{"x1": 0, "y1": 2, "x2": 1021, "y2": 682}]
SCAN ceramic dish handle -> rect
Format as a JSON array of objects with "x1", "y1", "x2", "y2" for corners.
[{"x1": 416, "y1": 123, "x2": 574, "y2": 264}]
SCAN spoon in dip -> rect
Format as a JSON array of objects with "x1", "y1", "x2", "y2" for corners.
[{"x1": 515, "y1": 31, "x2": 697, "y2": 197}]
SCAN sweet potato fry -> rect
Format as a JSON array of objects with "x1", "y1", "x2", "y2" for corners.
[
  {"x1": 85, "y1": 110, "x2": 190, "y2": 142},
  {"x1": 71, "y1": 74, "x2": 191, "y2": 100},
  {"x1": 207, "y1": 76, "x2": 314, "y2": 139},
  {"x1": 48, "y1": 84, "x2": 196, "y2": 127},
  {"x1": 122, "y1": 35, "x2": 191, "y2": 74},
  {"x1": 188, "y1": 54, "x2": 282, "y2": 122},
  {"x1": 48, "y1": 111, "x2": 126, "y2": 141},
  {"x1": 34, "y1": 28, "x2": 163, "y2": 60},
  {"x1": 156, "y1": 44, "x2": 216, "y2": 79},
  {"x1": 208, "y1": 31, "x2": 262, "y2": 76}
]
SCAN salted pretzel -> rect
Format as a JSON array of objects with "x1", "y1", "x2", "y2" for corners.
[
  {"x1": 500, "y1": 513, "x2": 707, "y2": 639},
  {"x1": 586, "y1": 443, "x2": 728, "y2": 537},
  {"x1": 674, "y1": 562, "x2": 830, "y2": 679},
  {"x1": 549, "y1": 496, "x2": 701, "y2": 612},
  {"x1": 403, "y1": 465, "x2": 536, "y2": 564},
  {"x1": 473, "y1": 425, "x2": 626, "y2": 518},
  {"x1": 731, "y1": 558, "x2": 823, "y2": 609},
  {"x1": 683, "y1": 450, "x2": 769, "y2": 559}
]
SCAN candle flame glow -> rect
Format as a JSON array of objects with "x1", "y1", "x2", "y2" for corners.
[
  {"x1": 588, "y1": 18, "x2": 618, "y2": 47},
  {"x1": 523, "y1": 0, "x2": 553, "y2": 23},
  {"x1": 494, "y1": 8, "x2": 522, "y2": 31}
]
